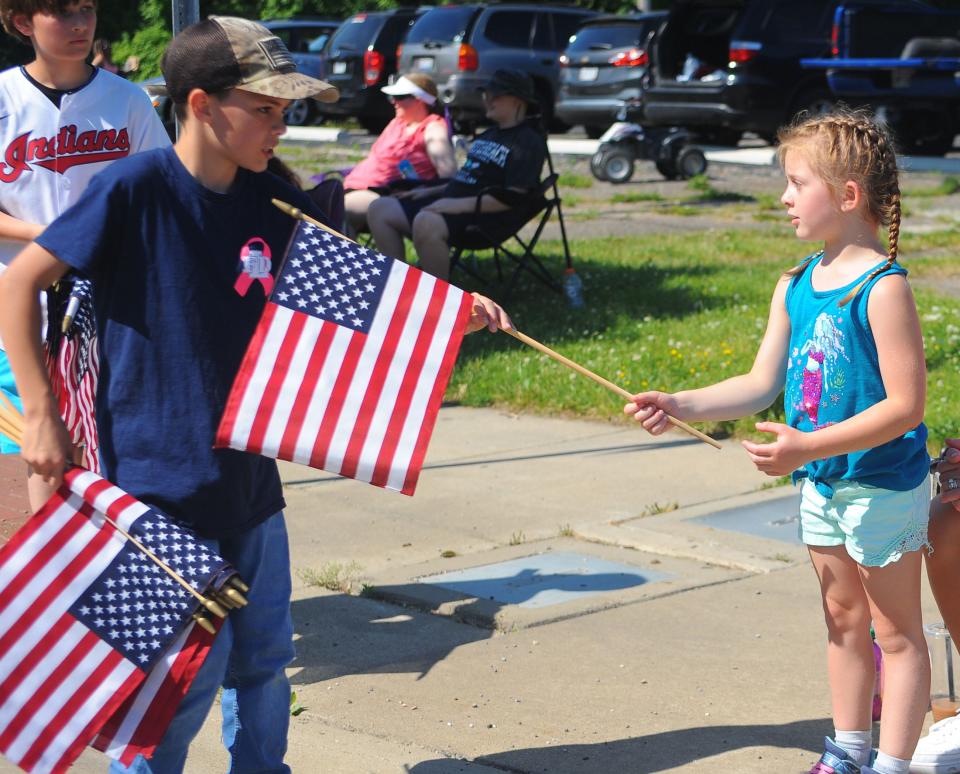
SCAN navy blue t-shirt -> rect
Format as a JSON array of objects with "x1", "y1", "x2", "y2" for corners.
[{"x1": 37, "y1": 146, "x2": 325, "y2": 538}]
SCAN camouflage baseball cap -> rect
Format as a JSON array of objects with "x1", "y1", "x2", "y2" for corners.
[{"x1": 162, "y1": 16, "x2": 339, "y2": 105}]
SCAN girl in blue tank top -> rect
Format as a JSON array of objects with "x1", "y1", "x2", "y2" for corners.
[{"x1": 625, "y1": 109, "x2": 929, "y2": 774}]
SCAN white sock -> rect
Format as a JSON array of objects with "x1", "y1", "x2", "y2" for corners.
[
  {"x1": 834, "y1": 729, "x2": 873, "y2": 766},
  {"x1": 870, "y1": 751, "x2": 912, "y2": 774}
]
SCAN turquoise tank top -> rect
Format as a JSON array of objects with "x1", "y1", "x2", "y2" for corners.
[{"x1": 784, "y1": 253, "x2": 929, "y2": 497}]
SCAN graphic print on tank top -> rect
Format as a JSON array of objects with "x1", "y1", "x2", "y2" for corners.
[{"x1": 792, "y1": 312, "x2": 849, "y2": 430}]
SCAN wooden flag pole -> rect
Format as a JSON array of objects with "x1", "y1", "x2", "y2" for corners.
[
  {"x1": 501, "y1": 328, "x2": 722, "y2": 450},
  {"x1": 272, "y1": 198, "x2": 353, "y2": 242},
  {"x1": 0, "y1": 392, "x2": 23, "y2": 446}
]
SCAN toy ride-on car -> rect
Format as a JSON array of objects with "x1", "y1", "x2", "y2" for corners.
[{"x1": 590, "y1": 124, "x2": 707, "y2": 183}]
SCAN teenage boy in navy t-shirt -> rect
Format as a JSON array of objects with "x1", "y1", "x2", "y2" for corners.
[{"x1": 0, "y1": 16, "x2": 510, "y2": 773}]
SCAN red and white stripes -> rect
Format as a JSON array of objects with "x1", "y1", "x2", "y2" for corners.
[
  {"x1": 217, "y1": 259, "x2": 471, "y2": 495},
  {"x1": 0, "y1": 470, "x2": 145, "y2": 773}
]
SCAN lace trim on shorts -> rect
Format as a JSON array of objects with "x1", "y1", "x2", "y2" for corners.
[{"x1": 862, "y1": 514, "x2": 931, "y2": 567}]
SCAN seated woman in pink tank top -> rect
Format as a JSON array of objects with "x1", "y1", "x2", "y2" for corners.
[{"x1": 342, "y1": 73, "x2": 456, "y2": 235}]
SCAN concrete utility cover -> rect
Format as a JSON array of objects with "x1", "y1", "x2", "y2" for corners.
[
  {"x1": 691, "y1": 493, "x2": 802, "y2": 544},
  {"x1": 418, "y1": 551, "x2": 670, "y2": 609}
]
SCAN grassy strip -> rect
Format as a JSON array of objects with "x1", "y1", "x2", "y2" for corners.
[{"x1": 448, "y1": 227, "x2": 960, "y2": 451}]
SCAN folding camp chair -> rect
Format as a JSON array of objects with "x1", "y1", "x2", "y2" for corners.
[{"x1": 447, "y1": 124, "x2": 572, "y2": 297}]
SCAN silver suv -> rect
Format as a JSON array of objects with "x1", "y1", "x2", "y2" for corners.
[{"x1": 397, "y1": 3, "x2": 597, "y2": 134}]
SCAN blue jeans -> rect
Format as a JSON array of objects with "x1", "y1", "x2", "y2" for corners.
[{"x1": 109, "y1": 512, "x2": 295, "y2": 774}]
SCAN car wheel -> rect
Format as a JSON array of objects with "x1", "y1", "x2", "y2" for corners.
[
  {"x1": 655, "y1": 158, "x2": 679, "y2": 180},
  {"x1": 585, "y1": 124, "x2": 607, "y2": 140},
  {"x1": 590, "y1": 150, "x2": 609, "y2": 182},
  {"x1": 676, "y1": 146, "x2": 708, "y2": 179},
  {"x1": 601, "y1": 149, "x2": 635, "y2": 184},
  {"x1": 284, "y1": 99, "x2": 313, "y2": 127}
]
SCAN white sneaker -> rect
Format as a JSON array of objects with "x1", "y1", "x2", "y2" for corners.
[{"x1": 912, "y1": 715, "x2": 960, "y2": 773}]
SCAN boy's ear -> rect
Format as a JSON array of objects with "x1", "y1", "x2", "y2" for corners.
[
  {"x1": 840, "y1": 179, "x2": 862, "y2": 213},
  {"x1": 11, "y1": 14, "x2": 33, "y2": 39},
  {"x1": 185, "y1": 88, "x2": 215, "y2": 126}
]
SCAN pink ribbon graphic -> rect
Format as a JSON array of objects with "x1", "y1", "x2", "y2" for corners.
[{"x1": 234, "y1": 237, "x2": 274, "y2": 296}]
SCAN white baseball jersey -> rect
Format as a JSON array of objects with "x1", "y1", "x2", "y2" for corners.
[
  {"x1": 0, "y1": 66, "x2": 169, "y2": 350},
  {"x1": 0, "y1": 66, "x2": 170, "y2": 269}
]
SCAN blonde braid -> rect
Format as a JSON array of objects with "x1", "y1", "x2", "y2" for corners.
[{"x1": 838, "y1": 118, "x2": 901, "y2": 306}]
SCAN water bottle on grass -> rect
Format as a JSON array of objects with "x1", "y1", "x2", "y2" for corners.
[{"x1": 563, "y1": 268, "x2": 584, "y2": 308}]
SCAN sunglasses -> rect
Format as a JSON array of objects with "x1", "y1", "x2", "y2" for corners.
[{"x1": 388, "y1": 94, "x2": 417, "y2": 104}]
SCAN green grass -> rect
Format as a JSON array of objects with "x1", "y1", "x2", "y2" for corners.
[
  {"x1": 685, "y1": 174, "x2": 755, "y2": 204},
  {"x1": 557, "y1": 172, "x2": 594, "y2": 189},
  {"x1": 447, "y1": 227, "x2": 960, "y2": 452},
  {"x1": 904, "y1": 176, "x2": 960, "y2": 198},
  {"x1": 610, "y1": 192, "x2": 665, "y2": 204}
]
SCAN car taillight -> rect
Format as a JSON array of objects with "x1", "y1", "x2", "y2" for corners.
[
  {"x1": 609, "y1": 48, "x2": 648, "y2": 67},
  {"x1": 831, "y1": 22, "x2": 839, "y2": 57},
  {"x1": 363, "y1": 49, "x2": 384, "y2": 86},
  {"x1": 396, "y1": 44, "x2": 403, "y2": 62},
  {"x1": 458, "y1": 43, "x2": 479, "y2": 71},
  {"x1": 728, "y1": 41, "x2": 761, "y2": 66}
]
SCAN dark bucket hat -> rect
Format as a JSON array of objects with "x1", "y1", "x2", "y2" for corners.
[{"x1": 478, "y1": 69, "x2": 538, "y2": 106}]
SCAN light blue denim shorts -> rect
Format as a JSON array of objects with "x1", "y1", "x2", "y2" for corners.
[
  {"x1": 799, "y1": 478, "x2": 930, "y2": 567},
  {"x1": 0, "y1": 349, "x2": 21, "y2": 454}
]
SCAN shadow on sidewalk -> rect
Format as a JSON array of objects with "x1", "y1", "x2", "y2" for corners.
[
  {"x1": 289, "y1": 563, "x2": 666, "y2": 682},
  {"x1": 407, "y1": 717, "x2": 832, "y2": 773},
  {"x1": 289, "y1": 592, "x2": 494, "y2": 683}
]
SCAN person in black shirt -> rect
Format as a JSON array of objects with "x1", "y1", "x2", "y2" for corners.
[{"x1": 368, "y1": 69, "x2": 546, "y2": 280}]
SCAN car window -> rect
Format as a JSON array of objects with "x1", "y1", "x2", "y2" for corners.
[
  {"x1": 306, "y1": 32, "x2": 330, "y2": 53},
  {"x1": 378, "y1": 15, "x2": 416, "y2": 50},
  {"x1": 552, "y1": 13, "x2": 593, "y2": 51},
  {"x1": 406, "y1": 7, "x2": 476, "y2": 45},
  {"x1": 485, "y1": 10, "x2": 535, "y2": 48},
  {"x1": 532, "y1": 13, "x2": 553, "y2": 50},
  {"x1": 759, "y1": 2, "x2": 833, "y2": 38},
  {"x1": 329, "y1": 14, "x2": 382, "y2": 51},
  {"x1": 566, "y1": 23, "x2": 643, "y2": 53}
]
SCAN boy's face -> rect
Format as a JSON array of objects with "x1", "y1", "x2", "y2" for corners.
[
  {"x1": 14, "y1": 1, "x2": 95, "y2": 62},
  {"x1": 205, "y1": 88, "x2": 290, "y2": 173}
]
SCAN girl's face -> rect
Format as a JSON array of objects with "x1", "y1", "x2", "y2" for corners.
[
  {"x1": 15, "y1": 1, "x2": 96, "y2": 63},
  {"x1": 781, "y1": 149, "x2": 842, "y2": 243}
]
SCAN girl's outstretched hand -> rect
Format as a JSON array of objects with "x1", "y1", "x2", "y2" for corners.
[
  {"x1": 624, "y1": 391, "x2": 681, "y2": 435},
  {"x1": 741, "y1": 421, "x2": 811, "y2": 476},
  {"x1": 466, "y1": 292, "x2": 512, "y2": 334},
  {"x1": 937, "y1": 438, "x2": 960, "y2": 510}
]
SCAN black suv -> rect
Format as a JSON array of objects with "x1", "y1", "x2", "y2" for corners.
[
  {"x1": 318, "y1": 8, "x2": 425, "y2": 134},
  {"x1": 397, "y1": 3, "x2": 597, "y2": 133},
  {"x1": 642, "y1": 0, "x2": 840, "y2": 145},
  {"x1": 556, "y1": 12, "x2": 667, "y2": 138}
]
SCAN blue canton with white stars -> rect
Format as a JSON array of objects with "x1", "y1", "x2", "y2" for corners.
[
  {"x1": 69, "y1": 512, "x2": 226, "y2": 671},
  {"x1": 272, "y1": 222, "x2": 391, "y2": 336}
]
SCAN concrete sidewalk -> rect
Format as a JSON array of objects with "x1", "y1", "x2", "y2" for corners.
[{"x1": 0, "y1": 407, "x2": 945, "y2": 773}]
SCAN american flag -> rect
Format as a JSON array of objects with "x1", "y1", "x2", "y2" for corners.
[
  {"x1": 45, "y1": 277, "x2": 100, "y2": 473},
  {"x1": 0, "y1": 468, "x2": 227, "y2": 773},
  {"x1": 216, "y1": 220, "x2": 473, "y2": 495}
]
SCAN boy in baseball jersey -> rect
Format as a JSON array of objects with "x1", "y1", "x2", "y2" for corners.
[{"x1": 0, "y1": 0, "x2": 168, "y2": 509}]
